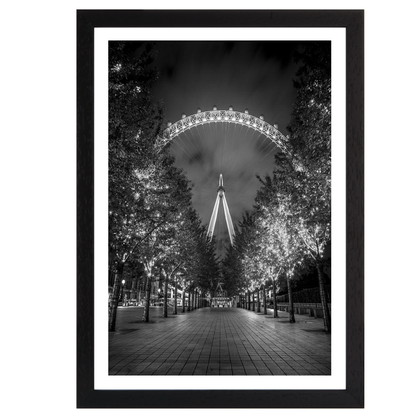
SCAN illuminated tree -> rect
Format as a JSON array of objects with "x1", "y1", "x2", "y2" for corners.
[
  {"x1": 193, "y1": 233, "x2": 220, "y2": 307},
  {"x1": 108, "y1": 41, "x2": 168, "y2": 331},
  {"x1": 222, "y1": 241, "x2": 247, "y2": 308},
  {"x1": 225, "y1": 213, "x2": 259, "y2": 310},
  {"x1": 287, "y1": 41, "x2": 331, "y2": 177},
  {"x1": 249, "y1": 42, "x2": 332, "y2": 331},
  {"x1": 108, "y1": 149, "x2": 196, "y2": 328},
  {"x1": 158, "y1": 209, "x2": 205, "y2": 317},
  {"x1": 135, "y1": 161, "x2": 196, "y2": 323},
  {"x1": 256, "y1": 195, "x2": 306, "y2": 323},
  {"x1": 287, "y1": 41, "x2": 331, "y2": 332},
  {"x1": 255, "y1": 219, "x2": 283, "y2": 318}
]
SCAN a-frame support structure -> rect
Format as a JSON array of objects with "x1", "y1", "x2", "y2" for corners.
[{"x1": 207, "y1": 174, "x2": 235, "y2": 245}]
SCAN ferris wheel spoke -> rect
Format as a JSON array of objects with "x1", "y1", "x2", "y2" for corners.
[
  {"x1": 182, "y1": 128, "x2": 200, "y2": 156},
  {"x1": 188, "y1": 125, "x2": 204, "y2": 157},
  {"x1": 174, "y1": 133, "x2": 201, "y2": 166},
  {"x1": 166, "y1": 109, "x2": 286, "y2": 257}
]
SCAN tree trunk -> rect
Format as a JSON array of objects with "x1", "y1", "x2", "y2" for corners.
[
  {"x1": 187, "y1": 288, "x2": 191, "y2": 311},
  {"x1": 108, "y1": 262, "x2": 124, "y2": 332},
  {"x1": 287, "y1": 276, "x2": 295, "y2": 323},
  {"x1": 163, "y1": 272, "x2": 169, "y2": 318},
  {"x1": 317, "y1": 262, "x2": 331, "y2": 332},
  {"x1": 182, "y1": 284, "x2": 186, "y2": 313},
  {"x1": 142, "y1": 274, "x2": 152, "y2": 322},
  {"x1": 263, "y1": 286, "x2": 267, "y2": 315},
  {"x1": 247, "y1": 290, "x2": 250, "y2": 311},
  {"x1": 173, "y1": 277, "x2": 178, "y2": 315},
  {"x1": 256, "y1": 288, "x2": 260, "y2": 313},
  {"x1": 272, "y1": 279, "x2": 278, "y2": 318}
]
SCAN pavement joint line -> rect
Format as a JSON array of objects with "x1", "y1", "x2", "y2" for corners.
[{"x1": 110, "y1": 307, "x2": 330, "y2": 376}]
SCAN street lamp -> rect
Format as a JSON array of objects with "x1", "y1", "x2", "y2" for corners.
[{"x1": 121, "y1": 279, "x2": 125, "y2": 306}]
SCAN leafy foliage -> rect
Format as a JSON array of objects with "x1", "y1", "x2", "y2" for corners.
[
  {"x1": 221, "y1": 42, "x2": 331, "y2": 330},
  {"x1": 108, "y1": 42, "x2": 218, "y2": 329}
]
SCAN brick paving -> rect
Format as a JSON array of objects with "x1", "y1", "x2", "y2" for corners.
[{"x1": 109, "y1": 306, "x2": 331, "y2": 376}]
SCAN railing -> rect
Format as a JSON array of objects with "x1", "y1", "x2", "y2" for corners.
[{"x1": 275, "y1": 286, "x2": 331, "y2": 304}]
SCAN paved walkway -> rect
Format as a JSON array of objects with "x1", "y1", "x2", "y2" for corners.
[{"x1": 109, "y1": 306, "x2": 331, "y2": 376}]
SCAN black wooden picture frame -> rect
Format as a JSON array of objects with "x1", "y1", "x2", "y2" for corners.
[{"x1": 77, "y1": 9, "x2": 364, "y2": 408}]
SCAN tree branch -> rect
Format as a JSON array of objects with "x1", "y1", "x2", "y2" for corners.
[{"x1": 124, "y1": 218, "x2": 168, "y2": 263}]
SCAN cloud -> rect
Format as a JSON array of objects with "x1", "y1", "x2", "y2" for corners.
[{"x1": 152, "y1": 41, "x2": 299, "y2": 257}]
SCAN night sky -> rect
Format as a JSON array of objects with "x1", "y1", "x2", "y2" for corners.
[{"x1": 151, "y1": 41, "x2": 301, "y2": 258}]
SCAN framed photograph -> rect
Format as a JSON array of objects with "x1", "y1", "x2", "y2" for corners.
[{"x1": 77, "y1": 9, "x2": 364, "y2": 408}]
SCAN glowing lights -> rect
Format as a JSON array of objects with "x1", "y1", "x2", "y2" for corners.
[
  {"x1": 111, "y1": 63, "x2": 122, "y2": 72},
  {"x1": 158, "y1": 108, "x2": 285, "y2": 153},
  {"x1": 207, "y1": 174, "x2": 235, "y2": 245}
]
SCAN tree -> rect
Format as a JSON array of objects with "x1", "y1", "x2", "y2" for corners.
[
  {"x1": 108, "y1": 41, "x2": 165, "y2": 331},
  {"x1": 193, "y1": 232, "x2": 220, "y2": 307},
  {"x1": 250, "y1": 41, "x2": 332, "y2": 331},
  {"x1": 255, "y1": 218, "x2": 283, "y2": 318},
  {"x1": 158, "y1": 208, "x2": 204, "y2": 317},
  {"x1": 288, "y1": 41, "x2": 331, "y2": 177},
  {"x1": 222, "y1": 212, "x2": 256, "y2": 309},
  {"x1": 255, "y1": 192, "x2": 306, "y2": 323},
  {"x1": 286, "y1": 41, "x2": 332, "y2": 332},
  {"x1": 135, "y1": 158, "x2": 196, "y2": 323}
]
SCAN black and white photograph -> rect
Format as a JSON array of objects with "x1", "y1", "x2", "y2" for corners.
[
  {"x1": 5, "y1": 2, "x2": 416, "y2": 415},
  {"x1": 108, "y1": 39, "x2": 332, "y2": 376}
]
